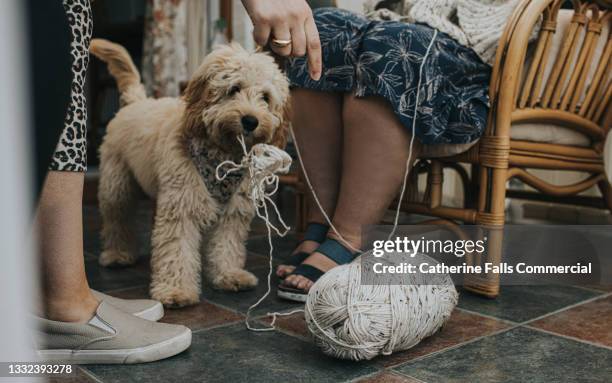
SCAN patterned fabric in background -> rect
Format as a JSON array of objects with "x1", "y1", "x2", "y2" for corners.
[
  {"x1": 286, "y1": 8, "x2": 492, "y2": 145},
  {"x1": 142, "y1": 0, "x2": 188, "y2": 97}
]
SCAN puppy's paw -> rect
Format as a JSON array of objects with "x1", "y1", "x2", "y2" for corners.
[
  {"x1": 151, "y1": 288, "x2": 200, "y2": 308},
  {"x1": 212, "y1": 269, "x2": 258, "y2": 291},
  {"x1": 99, "y1": 249, "x2": 137, "y2": 268}
]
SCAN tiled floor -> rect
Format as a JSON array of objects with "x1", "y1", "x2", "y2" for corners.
[{"x1": 73, "y1": 204, "x2": 612, "y2": 383}]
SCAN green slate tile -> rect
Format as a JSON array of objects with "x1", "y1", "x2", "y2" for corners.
[
  {"x1": 85, "y1": 257, "x2": 150, "y2": 292},
  {"x1": 457, "y1": 285, "x2": 601, "y2": 323},
  {"x1": 530, "y1": 294, "x2": 612, "y2": 348},
  {"x1": 394, "y1": 327, "x2": 612, "y2": 383},
  {"x1": 49, "y1": 367, "x2": 97, "y2": 383},
  {"x1": 83, "y1": 203, "x2": 153, "y2": 258},
  {"x1": 377, "y1": 309, "x2": 510, "y2": 368},
  {"x1": 247, "y1": 233, "x2": 299, "y2": 261},
  {"x1": 86, "y1": 323, "x2": 379, "y2": 383}
]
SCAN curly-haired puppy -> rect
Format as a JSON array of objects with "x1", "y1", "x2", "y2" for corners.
[{"x1": 90, "y1": 39, "x2": 290, "y2": 307}]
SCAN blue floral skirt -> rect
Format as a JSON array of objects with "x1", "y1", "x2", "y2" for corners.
[{"x1": 286, "y1": 8, "x2": 492, "y2": 145}]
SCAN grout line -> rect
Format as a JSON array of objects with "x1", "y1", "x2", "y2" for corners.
[
  {"x1": 523, "y1": 325, "x2": 612, "y2": 351},
  {"x1": 519, "y1": 291, "x2": 612, "y2": 326},
  {"x1": 453, "y1": 306, "x2": 518, "y2": 326},
  {"x1": 346, "y1": 370, "x2": 382, "y2": 383},
  {"x1": 79, "y1": 366, "x2": 104, "y2": 383},
  {"x1": 569, "y1": 285, "x2": 609, "y2": 294},
  {"x1": 191, "y1": 319, "x2": 246, "y2": 335},
  {"x1": 390, "y1": 369, "x2": 428, "y2": 383},
  {"x1": 457, "y1": 289, "x2": 611, "y2": 328},
  {"x1": 386, "y1": 324, "x2": 520, "y2": 367}
]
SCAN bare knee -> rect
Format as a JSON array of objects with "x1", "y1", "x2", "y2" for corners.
[{"x1": 291, "y1": 89, "x2": 343, "y2": 126}]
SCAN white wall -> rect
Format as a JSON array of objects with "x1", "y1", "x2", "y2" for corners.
[
  {"x1": 232, "y1": 0, "x2": 255, "y2": 51},
  {"x1": 0, "y1": 0, "x2": 37, "y2": 373}
]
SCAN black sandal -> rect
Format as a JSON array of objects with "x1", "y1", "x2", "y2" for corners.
[
  {"x1": 277, "y1": 238, "x2": 358, "y2": 302},
  {"x1": 278, "y1": 223, "x2": 329, "y2": 277}
]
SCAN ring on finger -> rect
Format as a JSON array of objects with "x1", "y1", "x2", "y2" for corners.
[{"x1": 271, "y1": 38, "x2": 292, "y2": 48}]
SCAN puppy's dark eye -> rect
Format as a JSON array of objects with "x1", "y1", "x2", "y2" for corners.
[
  {"x1": 262, "y1": 93, "x2": 270, "y2": 103},
  {"x1": 229, "y1": 85, "x2": 241, "y2": 96}
]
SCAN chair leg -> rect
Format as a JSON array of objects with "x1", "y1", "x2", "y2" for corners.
[
  {"x1": 463, "y1": 226, "x2": 503, "y2": 299},
  {"x1": 598, "y1": 180, "x2": 612, "y2": 214},
  {"x1": 464, "y1": 165, "x2": 507, "y2": 298}
]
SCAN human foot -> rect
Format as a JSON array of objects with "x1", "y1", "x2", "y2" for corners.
[
  {"x1": 278, "y1": 238, "x2": 358, "y2": 302},
  {"x1": 35, "y1": 301, "x2": 191, "y2": 364},
  {"x1": 276, "y1": 222, "x2": 328, "y2": 278}
]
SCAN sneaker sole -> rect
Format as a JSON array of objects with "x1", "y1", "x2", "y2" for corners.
[
  {"x1": 37, "y1": 328, "x2": 191, "y2": 364},
  {"x1": 133, "y1": 302, "x2": 164, "y2": 322}
]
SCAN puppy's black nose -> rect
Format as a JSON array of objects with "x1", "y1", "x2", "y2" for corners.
[{"x1": 241, "y1": 115, "x2": 259, "y2": 132}]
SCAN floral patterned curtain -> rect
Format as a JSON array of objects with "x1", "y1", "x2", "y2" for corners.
[{"x1": 142, "y1": 0, "x2": 188, "y2": 97}]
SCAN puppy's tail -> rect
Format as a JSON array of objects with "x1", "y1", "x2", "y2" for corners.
[{"x1": 89, "y1": 38, "x2": 146, "y2": 105}]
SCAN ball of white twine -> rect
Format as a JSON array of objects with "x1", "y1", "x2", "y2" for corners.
[{"x1": 304, "y1": 254, "x2": 458, "y2": 361}]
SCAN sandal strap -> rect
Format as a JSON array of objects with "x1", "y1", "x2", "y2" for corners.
[
  {"x1": 291, "y1": 264, "x2": 325, "y2": 282},
  {"x1": 284, "y1": 223, "x2": 329, "y2": 267},
  {"x1": 316, "y1": 238, "x2": 357, "y2": 265},
  {"x1": 303, "y1": 222, "x2": 329, "y2": 243},
  {"x1": 286, "y1": 251, "x2": 310, "y2": 266}
]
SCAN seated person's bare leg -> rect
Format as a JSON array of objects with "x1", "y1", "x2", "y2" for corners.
[
  {"x1": 284, "y1": 94, "x2": 419, "y2": 291},
  {"x1": 276, "y1": 89, "x2": 343, "y2": 276}
]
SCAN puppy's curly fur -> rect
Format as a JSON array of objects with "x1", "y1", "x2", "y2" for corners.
[{"x1": 90, "y1": 39, "x2": 290, "y2": 307}]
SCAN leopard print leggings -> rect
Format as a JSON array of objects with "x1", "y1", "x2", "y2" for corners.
[{"x1": 49, "y1": 0, "x2": 92, "y2": 172}]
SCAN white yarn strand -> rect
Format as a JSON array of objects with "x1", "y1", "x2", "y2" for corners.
[
  {"x1": 388, "y1": 29, "x2": 438, "y2": 241},
  {"x1": 215, "y1": 135, "x2": 295, "y2": 331}
]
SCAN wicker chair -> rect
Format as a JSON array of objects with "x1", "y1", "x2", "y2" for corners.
[
  {"x1": 289, "y1": 0, "x2": 611, "y2": 298},
  {"x1": 400, "y1": 0, "x2": 612, "y2": 298}
]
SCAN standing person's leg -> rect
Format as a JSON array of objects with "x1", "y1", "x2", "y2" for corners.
[
  {"x1": 38, "y1": 0, "x2": 96, "y2": 323},
  {"x1": 34, "y1": 0, "x2": 192, "y2": 364},
  {"x1": 276, "y1": 89, "x2": 343, "y2": 277},
  {"x1": 37, "y1": 172, "x2": 98, "y2": 322},
  {"x1": 283, "y1": 94, "x2": 419, "y2": 291}
]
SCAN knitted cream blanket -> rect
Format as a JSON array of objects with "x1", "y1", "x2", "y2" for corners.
[{"x1": 364, "y1": 0, "x2": 526, "y2": 65}]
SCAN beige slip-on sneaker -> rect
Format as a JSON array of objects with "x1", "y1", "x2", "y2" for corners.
[
  {"x1": 91, "y1": 289, "x2": 164, "y2": 321},
  {"x1": 35, "y1": 301, "x2": 191, "y2": 364}
]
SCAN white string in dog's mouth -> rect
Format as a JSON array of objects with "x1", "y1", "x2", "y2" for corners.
[{"x1": 215, "y1": 134, "x2": 299, "y2": 331}]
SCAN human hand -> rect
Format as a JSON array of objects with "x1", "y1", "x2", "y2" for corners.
[{"x1": 241, "y1": 0, "x2": 322, "y2": 80}]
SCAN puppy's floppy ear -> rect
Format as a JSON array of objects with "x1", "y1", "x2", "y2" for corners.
[
  {"x1": 271, "y1": 99, "x2": 291, "y2": 149},
  {"x1": 182, "y1": 75, "x2": 211, "y2": 137},
  {"x1": 183, "y1": 75, "x2": 208, "y2": 107}
]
